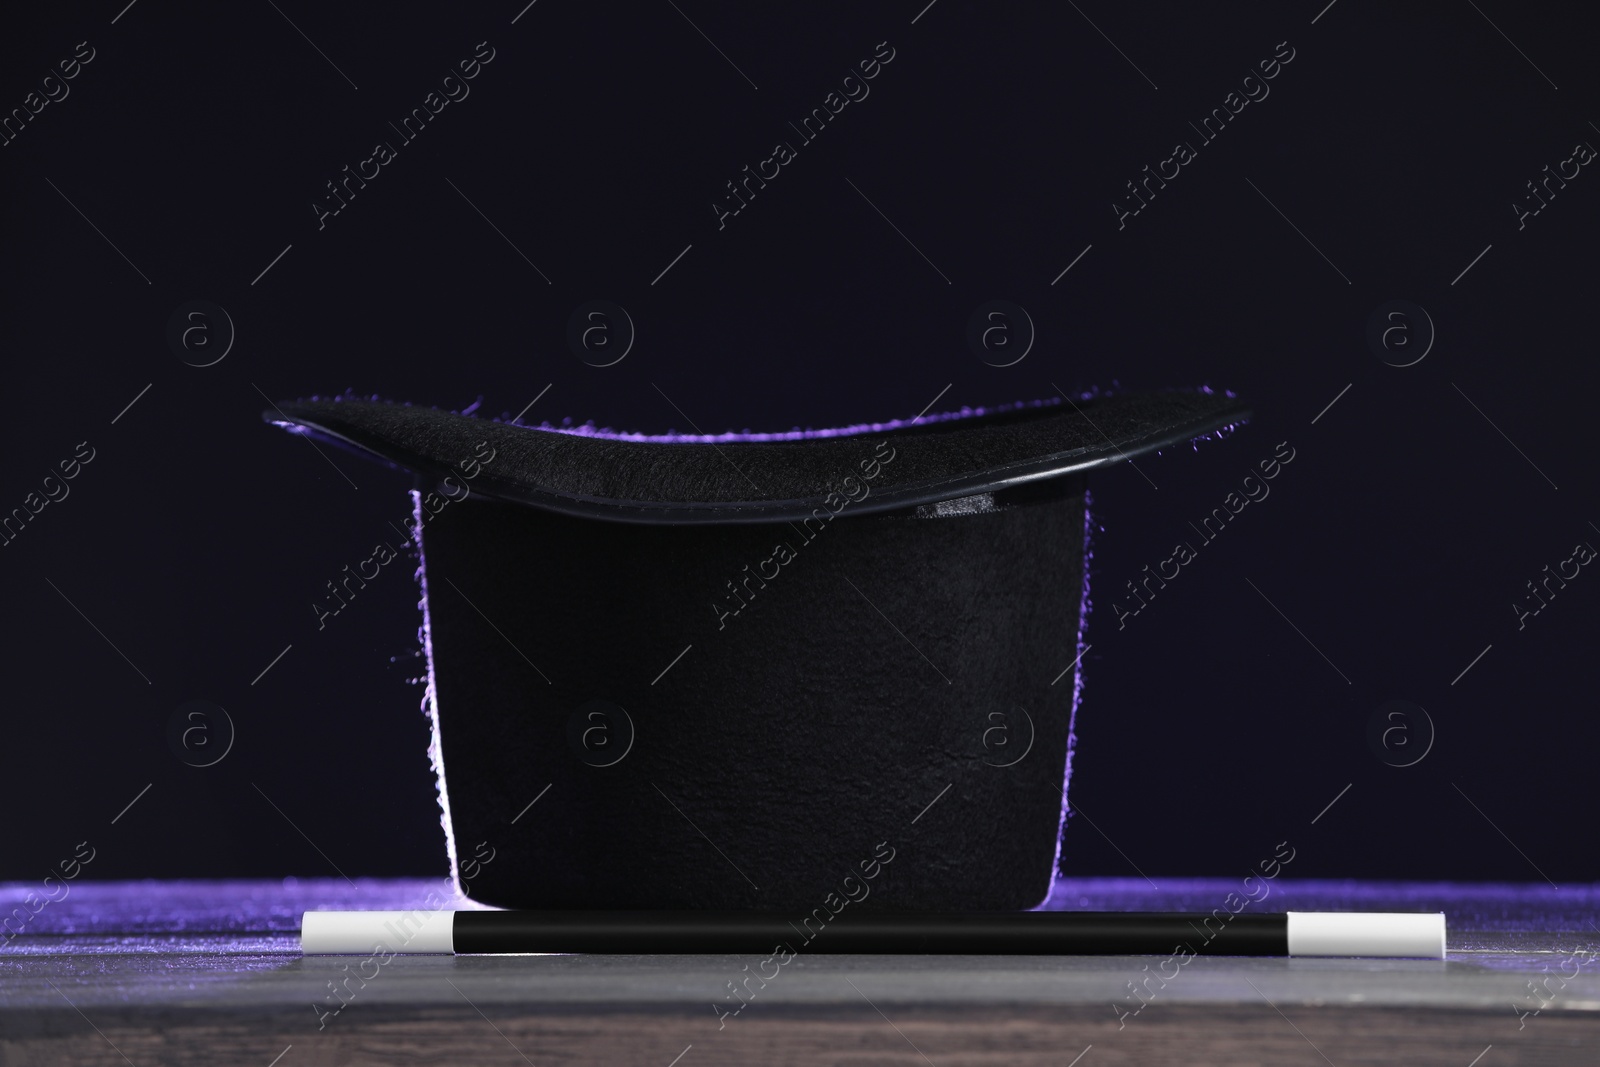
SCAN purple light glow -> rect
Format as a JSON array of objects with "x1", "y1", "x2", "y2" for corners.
[
  {"x1": 3, "y1": 877, "x2": 1591, "y2": 943},
  {"x1": 1040, "y1": 490, "x2": 1095, "y2": 909},
  {"x1": 408, "y1": 489, "x2": 462, "y2": 896},
  {"x1": 286, "y1": 386, "x2": 1240, "y2": 446},
  {"x1": 523, "y1": 396, "x2": 1069, "y2": 442}
]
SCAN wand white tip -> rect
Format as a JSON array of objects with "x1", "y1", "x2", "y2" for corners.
[
  {"x1": 1286, "y1": 911, "x2": 1446, "y2": 958},
  {"x1": 301, "y1": 910, "x2": 455, "y2": 954}
]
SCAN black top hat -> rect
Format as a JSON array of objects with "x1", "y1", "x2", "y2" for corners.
[{"x1": 268, "y1": 389, "x2": 1247, "y2": 911}]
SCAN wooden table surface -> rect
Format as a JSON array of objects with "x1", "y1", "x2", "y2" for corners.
[{"x1": 2, "y1": 878, "x2": 1596, "y2": 1065}]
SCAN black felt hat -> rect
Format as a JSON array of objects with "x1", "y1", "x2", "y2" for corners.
[{"x1": 268, "y1": 390, "x2": 1247, "y2": 911}]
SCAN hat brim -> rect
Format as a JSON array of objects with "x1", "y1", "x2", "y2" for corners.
[{"x1": 265, "y1": 391, "x2": 1247, "y2": 524}]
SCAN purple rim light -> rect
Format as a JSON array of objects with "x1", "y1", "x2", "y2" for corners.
[
  {"x1": 1038, "y1": 488, "x2": 1096, "y2": 909},
  {"x1": 524, "y1": 396, "x2": 1069, "y2": 443},
  {"x1": 408, "y1": 489, "x2": 462, "y2": 898},
  {"x1": 289, "y1": 386, "x2": 1237, "y2": 446}
]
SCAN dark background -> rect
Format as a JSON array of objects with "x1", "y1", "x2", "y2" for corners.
[{"x1": 2, "y1": 1, "x2": 1595, "y2": 887}]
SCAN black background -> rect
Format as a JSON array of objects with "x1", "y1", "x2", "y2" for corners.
[{"x1": 2, "y1": 1, "x2": 1595, "y2": 887}]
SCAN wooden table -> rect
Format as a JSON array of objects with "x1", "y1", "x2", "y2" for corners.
[{"x1": 2, "y1": 878, "x2": 1596, "y2": 1065}]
